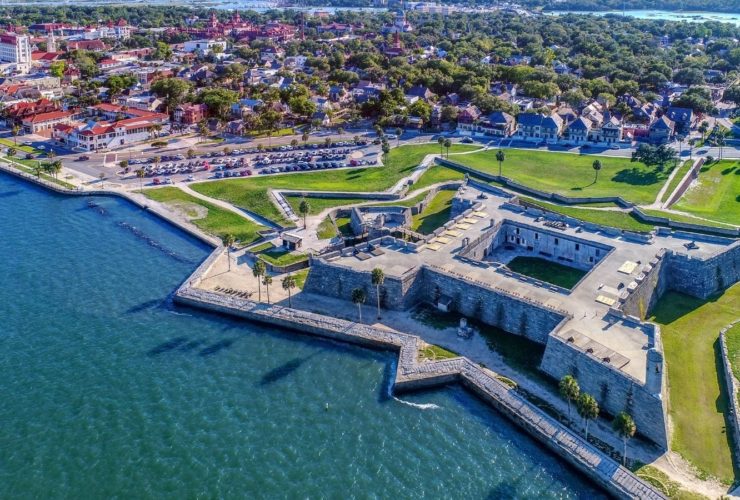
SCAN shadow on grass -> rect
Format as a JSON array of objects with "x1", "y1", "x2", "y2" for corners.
[
  {"x1": 649, "y1": 290, "x2": 726, "y2": 325},
  {"x1": 611, "y1": 167, "x2": 664, "y2": 186},
  {"x1": 713, "y1": 337, "x2": 740, "y2": 482}
]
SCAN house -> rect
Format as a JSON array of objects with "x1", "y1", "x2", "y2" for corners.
[
  {"x1": 231, "y1": 98, "x2": 263, "y2": 117},
  {"x1": 54, "y1": 115, "x2": 167, "y2": 151},
  {"x1": 566, "y1": 116, "x2": 591, "y2": 144},
  {"x1": 183, "y1": 39, "x2": 227, "y2": 55},
  {"x1": 459, "y1": 110, "x2": 516, "y2": 137},
  {"x1": 281, "y1": 232, "x2": 302, "y2": 251},
  {"x1": 405, "y1": 85, "x2": 435, "y2": 102},
  {"x1": 174, "y1": 103, "x2": 207, "y2": 124},
  {"x1": 592, "y1": 114, "x2": 623, "y2": 144},
  {"x1": 664, "y1": 106, "x2": 694, "y2": 134},
  {"x1": 515, "y1": 112, "x2": 563, "y2": 142},
  {"x1": 648, "y1": 115, "x2": 675, "y2": 144},
  {"x1": 1, "y1": 98, "x2": 58, "y2": 127},
  {"x1": 67, "y1": 40, "x2": 107, "y2": 52}
]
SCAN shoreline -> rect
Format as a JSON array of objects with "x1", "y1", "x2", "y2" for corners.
[{"x1": 0, "y1": 163, "x2": 665, "y2": 499}]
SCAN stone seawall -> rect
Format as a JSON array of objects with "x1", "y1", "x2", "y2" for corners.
[
  {"x1": 541, "y1": 335, "x2": 669, "y2": 449},
  {"x1": 174, "y1": 286, "x2": 665, "y2": 500},
  {"x1": 719, "y1": 321, "x2": 740, "y2": 470}
]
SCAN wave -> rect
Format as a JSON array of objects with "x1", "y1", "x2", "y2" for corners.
[{"x1": 386, "y1": 359, "x2": 441, "y2": 411}]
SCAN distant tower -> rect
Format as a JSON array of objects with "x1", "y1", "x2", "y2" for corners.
[
  {"x1": 233, "y1": 10, "x2": 241, "y2": 24},
  {"x1": 209, "y1": 11, "x2": 219, "y2": 29},
  {"x1": 47, "y1": 29, "x2": 57, "y2": 53}
]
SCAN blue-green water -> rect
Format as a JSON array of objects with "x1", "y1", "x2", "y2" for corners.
[{"x1": 0, "y1": 173, "x2": 606, "y2": 498}]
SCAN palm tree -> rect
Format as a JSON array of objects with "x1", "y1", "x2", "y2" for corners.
[
  {"x1": 47, "y1": 150, "x2": 56, "y2": 162},
  {"x1": 437, "y1": 136, "x2": 444, "y2": 155},
  {"x1": 337, "y1": 127, "x2": 344, "y2": 138},
  {"x1": 395, "y1": 127, "x2": 402, "y2": 147},
  {"x1": 7, "y1": 147, "x2": 16, "y2": 158},
  {"x1": 262, "y1": 274, "x2": 273, "y2": 304},
  {"x1": 371, "y1": 267, "x2": 385, "y2": 320},
  {"x1": 443, "y1": 138, "x2": 451, "y2": 158},
  {"x1": 282, "y1": 273, "x2": 296, "y2": 307},
  {"x1": 252, "y1": 259, "x2": 266, "y2": 301},
  {"x1": 33, "y1": 163, "x2": 43, "y2": 178},
  {"x1": 98, "y1": 172, "x2": 105, "y2": 188},
  {"x1": 224, "y1": 234, "x2": 236, "y2": 271},
  {"x1": 576, "y1": 393, "x2": 599, "y2": 440},
  {"x1": 559, "y1": 374, "x2": 580, "y2": 417},
  {"x1": 198, "y1": 120, "x2": 209, "y2": 143},
  {"x1": 613, "y1": 412, "x2": 636, "y2": 466},
  {"x1": 716, "y1": 129, "x2": 727, "y2": 160},
  {"x1": 51, "y1": 160, "x2": 62, "y2": 179},
  {"x1": 592, "y1": 159, "x2": 602, "y2": 183},
  {"x1": 698, "y1": 121, "x2": 709, "y2": 142},
  {"x1": 136, "y1": 168, "x2": 145, "y2": 190},
  {"x1": 496, "y1": 149, "x2": 505, "y2": 177},
  {"x1": 351, "y1": 288, "x2": 366, "y2": 322},
  {"x1": 298, "y1": 198, "x2": 310, "y2": 229},
  {"x1": 11, "y1": 124, "x2": 20, "y2": 145},
  {"x1": 301, "y1": 131, "x2": 309, "y2": 145}
]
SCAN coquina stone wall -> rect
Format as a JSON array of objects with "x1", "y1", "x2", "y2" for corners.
[
  {"x1": 663, "y1": 241, "x2": 740, "y2": 299},
  {"x1": 621, "y1": 251, "x2": 669, "y2": 319},
  {"x1": 540, "y1": 335, "x2": 669, "y2": 449}
]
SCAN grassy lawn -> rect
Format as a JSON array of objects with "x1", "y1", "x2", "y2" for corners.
[
  {"x1": 413, "y1": 164, "x2": 466, "y2": 191},
  {"x1": 1, "y1": 158, "x2": 76, "y2": 189},
  {"x1": 673, "y1": 160, "x2": 740, "y2": 226},
  {"x1": 191, "y1": 144, "x2": 476, "y2": 225},
  {"x1": 633, "y1": 464, "x2": 708, "y2": 500},
  {"x1": 252, "y1": 243, "x2": 308, "y2": 266},
  {"x1": 522, "y1": 197, "x2": 655, "y2": 232},
  {"x1": 316, "y1": 216, "x2": 337, "y2": 239},
  {"x1": 246, "y1": 128, "x2": 295, "y2": 138},
  {"x1": 661, "y1": 160, "x2": 693, "y2": 203},
  {"x1": 724, "y1": 323, "x2": 740, "y2": 383},
  {"x1": 452, "y1": 149, "x2": 672, "y2": 204},
  {"x1": 649, "y1": 284, "x2": 740, "y2": 483},
  {"x1": 370, "y1": 191, "x2": 429, "y2": 208},
  {"x1": 411, "y1": 189, "x2": 456, "y2": 234},
  {"x1": 505, "y1": 256, "x2": 586, "y2": 289},
  {"x1": 639, "y1": 208, "x2": 737, "y2": 229},
  {"x1": 285, "y1": 195, "x2": 369, "y2": 215},
  {"x1": 0, "y1": 138, "x2": 39, "y2": 154},
  {"x1": 418, "y1": 344, "x2": 459, "y2": 361},
  {"x1": 335, "y1": 216, "x2": 353, "y2": 236},
  {"x1": 142, "y1": 187, "x2": 265, "y2": 244},
  {"x1": 293, "y1": 268, "x2": 310, "y2": 289}
]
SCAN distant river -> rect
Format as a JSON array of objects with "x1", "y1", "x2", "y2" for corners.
[
  {"x1": 548, "y1": 9, "x2": 740, "y2": 25},
  {"x1": 0, "y1": 173, "x2": 605, "y2": 498}
]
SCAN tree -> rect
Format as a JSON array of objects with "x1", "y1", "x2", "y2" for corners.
[
  {"x1": 224, "y1": 234, "x2": 236, "y2": 272},
  {"x1": 438, "y1": 136, "x2": 445, "y2": 155},
  {"x1": 187, "y1": 149, "x2": 196, "y2": 159},
  {"x1": 49, "y1": 61, "x2": 66, "y2": 78},
  {"x1": 7, "y1": 147, "x2": 16, "y2": 158},
  {"x1": 576, "y1": 393, "x2": 599, "y2": 440},
  {"x1": 298, "y1": 198, "x2": 310, "y2": 229},
  {"x1": 631, "y1": 144, "x2": 677, "y2": 171},
  {"x1": 723, "y1": 85, "x2": 740, "y2": 106},
  {"x1": 496, "y1": 149, "x2": 505, "y2": 177},
  {"x1": 351, "y1": 288, "x2": 366, "y2": 322},
  {"x1": 301, "y1": 131, "x2": 309, "y2": 144},
  {"x1": 119, "y1": 159, "x2": 128, "y2": 172},
  {"x1": 559, "y1": 375, "x2": 580, "y2": 417},
  {"x1": 262, "y1": 275, "x2": 273, "y2": 304},
  {"x1": 381, "y1": 141, "x2": 390, "y2": 155},
  {"x1": 50, "y1": 160, "x2": 62, "y2": 179},
  {"x1": 282, "y1": 274, "x2": 296, "y2": 307},
  {"x1": 443, "y1": 138, "x2": 452, "y2": 158},
  {"x1": 592, "y1": 159, "x2": 602, "y2": 183},
  {"x1": 253, "y1": 260, "x2": 266, "y2": 301},
  {"x1": 198, "y1": 87, "x2": 239, "y2": 122},
  {"x1": 698, "y1": 121, "x2": 709, "y2": 142},
  {"x1": 150, "y1": 78, "x2": 192, "y2": 114},
  {"x1": 716, "y1": 128, "x2": 728, "y2": 160},
  {"x1": 136, "y1": 168, "x2": 145, "y2": 190},
  {"x1": 371, "y1": 267, "x2": 385, "y2": 320},
  {"x1": 11, "y1": 125, "x2": 20, "y2": 145},
  {"x1": 395, "y1": 127, "x2": 402, "y2": 147},
  {"x1": 98, "y1": 172, "x2": 106, "y2": 188},
  {"x1": 197, "y1": 120, "x2": 209, "y2": 143},
  {"x1": 152, "y1": 41, "x2": 173, "y2": 61},
  {"x1": 613, "y1": 412, "x2": 636, "y2": 466}
]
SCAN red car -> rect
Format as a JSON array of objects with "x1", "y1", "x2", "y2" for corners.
[{"x1": 152, "y1": 177, "x2": 161, "y2": 185}]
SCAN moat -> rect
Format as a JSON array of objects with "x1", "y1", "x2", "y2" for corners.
[{"x1": 0, "y1": 172, "x2": 609, "y2": 498}]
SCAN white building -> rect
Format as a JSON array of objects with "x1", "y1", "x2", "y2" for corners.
[
  {"x1": 0, "y1": 33, "x2": 32, "y2": 74},
  {"x1": 183, "y1": 39, "x2": 227, "y2": 55}
]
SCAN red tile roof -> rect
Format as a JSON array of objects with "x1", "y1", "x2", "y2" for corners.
[{"x1": 22, "y1": 110, "x2": 73, "y2": 124}]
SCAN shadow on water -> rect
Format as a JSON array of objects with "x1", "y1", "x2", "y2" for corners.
[
  {"x1": 147, "y1": 337, "x2": 188, "y2": 356},
  {"x1": 126, "y1": 299, "x2": 162, "y2": 314},
  {"x1": 116, "y1": 221, "x2": 195, "y2": 264},
  {"x1": 198, "y1": 338, "x2": 236, "y2": 357},
  {"x1": 258, "y1": 352, "x2": 320, "y2": 386},
  {"x1": 0, "y1": 190, "x2": 21, "y2": 198},
  {"x1": 84, "y1": 200, "x2": 109, "y2": 216},
  {"x1": 178, "y1": 339, "x2": 206, "y2": 352}
]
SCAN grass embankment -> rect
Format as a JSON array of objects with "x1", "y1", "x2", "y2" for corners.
[
  {"x1": 673, "y1": 160, "x2": 740, "y2": 226},
  {"x1": 335, "y1": 216, "x2": 353, "y2": 236},
  {"x1": 414, "y1": 165, "x2": 466, "y2": 191},
  {"x1": 723, "y1": 323, "x2": 740, "y2": 384},
  {"x1": 316, "y1": 216, "x2": 338, "y2": 239},
  {"x1": 418, "y1": 344, "x2": 459, "y2": 361},
  {"x1": 452, "y1": 149, "x2": 673, "y2": 204},
  {"x1": 521, "y1": 197, "x2": 654, "y2": 232},
  {"x1": 250, "y1": 242, "x2": 308, "y2": 266},
  {"x1": 411, "y1": 190, "x2": 456, "y2": 234},
  {"x1": 638, "y1": 208, "x2": 737, "y2": 229},
  {"x1": 505, "y1": 256, "x2": 586, "y2": 289},
  {"x1": 284, "y1": 195, "x2": 369, "y2": 216},
  {"x1": 370, "y1": 191, "x2": 429, "y2": 208},
  {"x1": 1, "y1": 158, "x2": 76, "y2": 189},
  {"x1": 649, "y1": 284, "x2": 740, "y2": 483},
  {"x1": 0, "y1": 138, "x2": 39, "y2": 154},
  {"x1": 660, "y1": 160, "x2": 693, "y2": 204},
  {"x1": 633, "y1": 464, "x2": 708, "y2": 500},
  {"x1": 190, "y1": 144, "x2": 476, "y2": 225},
  {"x1": 293, "y1": 268, "x2": 309, "y2": 289},
  {"x1": 143, "y1": 187, "x2": 265, "y2": 244}
]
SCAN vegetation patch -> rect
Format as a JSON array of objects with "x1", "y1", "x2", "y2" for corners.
[
  {"x1": 142, "y1": 187, "x2": 265, "y2": 244},
  {"x1": 505, "y1": 256, "x2": 586, "y2": 289},
  {"x1": 316, "y1": 216, "x2": 338, "y2": 240},
  {"x1": 649, "y1": 285, "x2": 740, "y2": 484},
  {"x1": 723, "y1": 323, "x2": 740, "y2": 384},
  {"x1": 413, "y1": 165, "x2": 466, "y2": 191},
  {"x1": 293, "y1": 268, "x2": 310, "y2": 290},
  {"x1": 411, "y1": 189, "x2": 456, "y2": 234},
  {"x1": 673, "y1": 160, "x2": 740, "y2": 226},
  {"x1": 454, "y1": 149, "x2": 672, "y2": 204},
  {"x1": 285, "y1": 195, "x2": 369, "y2": 215},
  {"x1": 632, "y1": 464, "x2": 709, "y2": 500},
  {"x1": 522, "y1": 197, "x2": 655, "y2": 232},
  {"x1": 639, "y1": 208, "x2": 737, "y2": 229},
  {"x1": 418, "y1": 344, "x2": 459, "y2": 362},
  {"x1": 660, "y1": 160, "x2": 693, "y2": 204},
  {"x1": 253, "y1": 243, "x2": 308, "y2": 266},
  {"x1": 334, "y1": 216, "x2": 354, "y2": 236}
]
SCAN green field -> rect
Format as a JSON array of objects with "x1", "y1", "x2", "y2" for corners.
[
  {"x1": 639, "y1": 208, "x2": 737, "y2": 229},
  {"x1": 505, "y1": 256, "x2": 586, "y2": 289},
  {"x1": 142, "y1": 187, "x2": 265, "y2": 244},
  {"x1": 418, "y1": 344, "x2": 459, "y2": 361},
  {"x1": 252, "y1": 242, "x2": 308, "y2": 266},
  {"x1": 673, "y1": 160, "x2": 740, "y2": 226},
  {"x1": 661, "y1": 160, "x2": 693, "y2": 203},
  {"x1": 522, "y1": 197, "x2": 655, "y2": 232},
  {"x1": 649, "y1": 285, "x2": 740, "y2": 483},
  {"x1": 452, "y1": 149, "x2": 673, "y2": 204},
  {"x1": 413, "y1": 165, "x2": 466, "y2": 191},
  {"x1": 316, "y1": 216, "x2": 338, "y2": 239},
  {"x1": 285, "y1": 195, "x2": 369, "y2": 215},
  {"x1": 190, "y1": 144, "x2": 476, "y2": 225},
  {"x1": 411, "y1": 190, "x2": 456, "y2": 234},
  {"x1": 335, "y1": 216, "x2": 353, "y2": 236},
  {"x1": 724, "y1": 323, "x2": 740, "y2": 384}
]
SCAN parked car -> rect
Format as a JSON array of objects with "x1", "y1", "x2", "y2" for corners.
[{"x1": 77, "y1": 155, "x2": 90, "y2": 161}]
